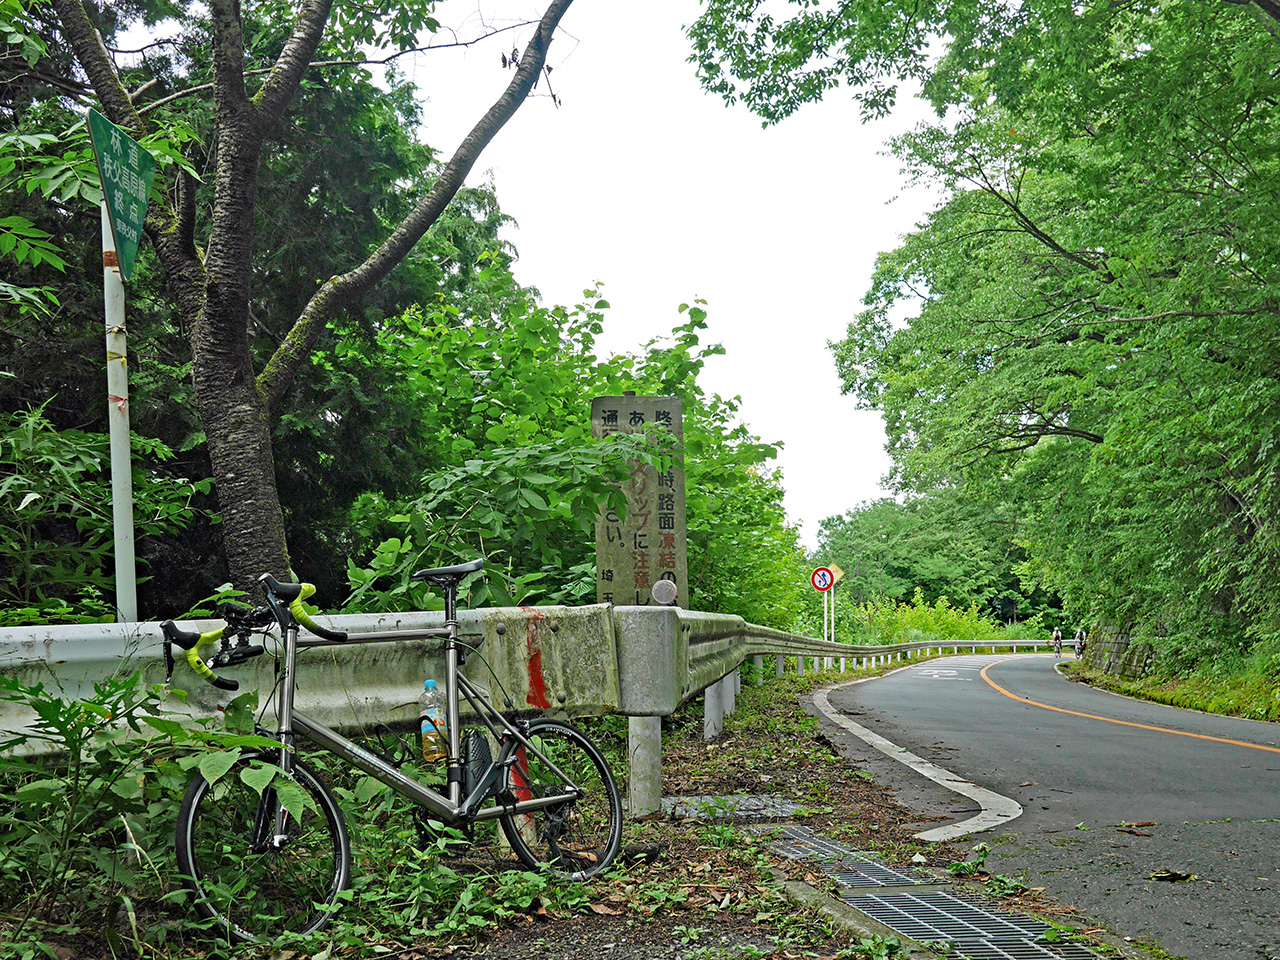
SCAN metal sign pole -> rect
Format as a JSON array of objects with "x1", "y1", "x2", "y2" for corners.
[
  {"x1": 834, "y1": 582, "x2": 839, "y2": 644},
  {"x1": 823, "y1": 585, "x2": 829, "y2": 646},
  {"x1": 102, "y1": 201, "x2": 137, "y2": 622}
]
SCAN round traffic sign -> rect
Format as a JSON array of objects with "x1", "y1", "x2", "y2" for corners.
[{"x1": 811, "y1": 567, "x2": 834, "y2": 592}]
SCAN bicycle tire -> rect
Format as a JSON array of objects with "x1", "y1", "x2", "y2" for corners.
[
  {"x1": 174, "y1": 751, "x2": 351, "y2": 943},
  {"x1": 498, "y1": 719, "x2": 622, "y2": 880}
]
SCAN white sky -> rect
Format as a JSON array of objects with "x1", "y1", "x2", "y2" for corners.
[{"x1": 393, "y1": 2, "x2": 940, "y2": 547}]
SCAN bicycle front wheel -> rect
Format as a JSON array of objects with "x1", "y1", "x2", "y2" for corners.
[
  {"x1": 174, "y1": 751, "x2": 351, "y2": 943},
  {"x1": 499, "y1": 719, "x2": 622, "y2": 880}
]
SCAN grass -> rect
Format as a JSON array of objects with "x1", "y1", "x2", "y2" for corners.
[
  {"x1": 0, "y1": 661, "x2": 945, "y2": 960},
  {"x1": 1062, "y1": 660, "x2": 1280, "y2": 721},
  {"x1": 13, "y1": 640, "x2": 1201, "y2": 960}
]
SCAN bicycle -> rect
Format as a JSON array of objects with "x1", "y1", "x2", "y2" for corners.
[{"x1": 161, "y1": 558, "x2": 623, "y2": 944}]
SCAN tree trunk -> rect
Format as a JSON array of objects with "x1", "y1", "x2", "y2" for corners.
[{"x1": 52, "y1": 0, "x2": 575, "y2": 593}]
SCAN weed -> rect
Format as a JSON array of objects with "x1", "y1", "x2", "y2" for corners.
[
  {"x1": 673, "y1": 924, "x2": 708, "y2": 943},
  {"x1": 700, "y1": 821, "x2": 743, "y2": 850},
  {"x1": 837, "y1": 934, "x2": 904, "y2": 958},
  {"x1": 0, "y1": 669, "x2": 276, "y2": 953},
  {"x1": 628, "y1": 878, "x2": 691, "y2": 914},
  {"x1": 984, "y1": 874, "x2": 1029, "y2": 897},
  {"x1": 947, "y1": 842, "x2": 990, "y2": 877},
  {"x1": 689, "y1": 946, "x2": 768, "y2": 960}
]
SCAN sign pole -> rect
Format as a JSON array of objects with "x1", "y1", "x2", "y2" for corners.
[
  {"x1": 101, "y1": 201, "x2": 137, "y2": 622},
  {"x1": 88, "y1": 109, "x2": 154, "y2": 624}
]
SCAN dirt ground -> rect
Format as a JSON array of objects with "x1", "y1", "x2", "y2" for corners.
[{"x1": 431, "y1": 691, "x2": 978, "y2": 960}]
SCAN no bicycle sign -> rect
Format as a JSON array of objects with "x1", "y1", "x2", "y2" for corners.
[{"x1": 811, "y1": 567, "x2": 834, "y2": 592}]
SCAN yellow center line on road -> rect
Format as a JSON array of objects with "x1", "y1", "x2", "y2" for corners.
[{"x1": 979, "y1": 660, "x2": 1280, "y2": 755}]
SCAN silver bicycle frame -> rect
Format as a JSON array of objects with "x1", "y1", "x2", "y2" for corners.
[{"x1": 268, "y1": 618, "x2": 583, "y2": 825}]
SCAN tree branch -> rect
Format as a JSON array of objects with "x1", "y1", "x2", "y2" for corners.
[
  {"x1": 257, "y1": 0, "x2": 576, "y2": 412},
  {"x1": 49, "y1": 0, "x2": 142, "y2": 133},
  {"x1": 138, "y1": 24, "x2": 542, "y2": 116},
  {"x1": 207, "y1": 0, "x2": 249, "y2": 112},
  {"x1": 255, "y1": 0, "x2": 335, "y2": 125}
]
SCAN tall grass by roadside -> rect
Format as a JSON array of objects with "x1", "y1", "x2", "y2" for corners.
[
  {"x1": 851, "y1": 589, "x2": 1044, "y2": 649},
  {"x1": 1066, "y1": 637, "x2": 1280, "y2": 721}
]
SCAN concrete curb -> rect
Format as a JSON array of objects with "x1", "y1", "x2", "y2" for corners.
[{"x1": 811, "y1": 669, "x2": 1023, "y2": 842}]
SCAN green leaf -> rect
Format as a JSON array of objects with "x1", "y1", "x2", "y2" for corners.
[
  {"x1": 198, "y1": 749, "x2": 242, "y2": 786},
  {"x1": 239, "y1": 761, "x2": 277, "y2": 794}
]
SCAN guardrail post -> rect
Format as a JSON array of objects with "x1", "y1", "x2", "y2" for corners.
[
  {"x1": 753, "y1": 654, "x2": 764, "y2": 686},
  {"x1": 775, "y1": 655, "x2": 784, "y2": 678},
  {"x1": 704, "y1": 679, "x2": 724, "y2": 738},
  {"x1": 724, "y1": 671, "x2": 737, "y2": 716},
  {"x1": 797, "y1": 655, "x2": 805, "y2": 677},
  {"x1": 627, "y1": 716, "x2": 662, "y2": 817},
  {"x1": 839, "y1": 656, "x2": 846, "y2": 672}
]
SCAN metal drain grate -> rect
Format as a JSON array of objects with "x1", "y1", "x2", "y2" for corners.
[
  {"x1": 661, "y1": 794, "x2": 807, "y2": 819},
  {"x1": 952, "y1": 938, "x2": 1099, "y2": 960},
  {"x1": 850, "y1": 891, "x2": 1048, "y2": 942},
  {"x1": 749, "y1": 814, "x2": 1101, "y2": 957},
  {"x1": 760, "y1": 825, "x2": 939, "y2": 887}
]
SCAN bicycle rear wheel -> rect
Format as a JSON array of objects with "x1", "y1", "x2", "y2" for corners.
[
  {"x1": 499, "y1": 719, "x2": 622, "y2": 880},
  {"x1": 174, "y1": 751, "x2": 351, "y2": 943}
]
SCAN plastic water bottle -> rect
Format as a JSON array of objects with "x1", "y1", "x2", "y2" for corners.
[{"x1": 419, "y1": 679, "x2": 447, "y2": 762}]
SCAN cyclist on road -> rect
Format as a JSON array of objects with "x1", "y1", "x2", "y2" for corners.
[
  {"x1": 1052, "y1": 626, "x2": 1063, "y2": 658},
  {"x1": 1074, "y1": 626, "x2": 1087, "y2": 659}
]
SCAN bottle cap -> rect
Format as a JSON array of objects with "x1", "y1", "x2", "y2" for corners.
[{"x1": 424, "y1": 679, "x2": 436, "y2": 691}]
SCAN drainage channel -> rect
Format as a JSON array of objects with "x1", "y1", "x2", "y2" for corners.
[
  {"x1": 761, "y1": 824, "x2": 1099, "y2": 960},
  {"x1": 664, "y1": 797, "x2": 1099, "y2": 960}
]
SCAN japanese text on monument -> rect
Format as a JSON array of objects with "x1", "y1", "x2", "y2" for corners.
[{"x1": 592, "y1": 396, "x2": 687, "y2": 607}]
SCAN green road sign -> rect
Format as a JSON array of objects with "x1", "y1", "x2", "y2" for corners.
[{"x1": 87, "y1": 109, "x2": 155, "y2": 281}]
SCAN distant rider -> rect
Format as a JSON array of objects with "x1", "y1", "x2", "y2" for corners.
[
  {"x1": 1052, "y1": 626, "x2": 1063, "y2": 658},
  {"x1": 1074, "y1": 626, "x2": 1087, "y2": 659}
]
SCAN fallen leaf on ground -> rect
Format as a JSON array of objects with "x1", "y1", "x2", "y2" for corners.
[{"x1": 1149, "y1": 870, "x2": 1197, "y2": 882}]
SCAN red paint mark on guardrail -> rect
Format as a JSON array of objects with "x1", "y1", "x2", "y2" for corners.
[{"x1": 520, "y1": 608, "x2": 552, "y2": 709}]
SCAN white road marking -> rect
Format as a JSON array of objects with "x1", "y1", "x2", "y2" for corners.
[
  {"x1": 812, "y1": 666, "x2": 1023, "y2": 842},
  {"x1": 915, "y1": 668, "x2": 971, "y2": 681}
]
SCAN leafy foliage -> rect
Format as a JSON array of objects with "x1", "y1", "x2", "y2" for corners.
[
  {"x1": 341, "y1": 278, "x2": 808, "y2": 624},
  {"x1": 696, "y1": 0, "x2": 1280, "y2": 667},
  {"x1": 816, "y1": 493, "x2": 1058, "y2": 622},
  {"x1": 0, "y1": 406, "x2": 213, "y2": 621},
  {"x1": 847, "y1": 590, "x2": 1044, "y2": 649},
  {"x1": 0, "y1": 669, "x2": 277, "y2": 954}
]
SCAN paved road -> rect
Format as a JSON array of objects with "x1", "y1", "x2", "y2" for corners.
[{"x1": 813, "y1": 654, "x2": 1280, "y2": 960}]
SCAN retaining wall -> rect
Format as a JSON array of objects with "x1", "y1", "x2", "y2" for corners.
[{"x1": 1085, "y1": 622, "x2": 1155, "y2": 679}]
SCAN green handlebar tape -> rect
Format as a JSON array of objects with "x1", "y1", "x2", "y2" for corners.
[
  {"x1": 287, "y1": 584, "x2": 347, "y2": 641},
  {"x1": 186, "y1": 628, "x2": 224, "y2": 683},
  {"x1": 289, "y1": 584, "x2": 319, "y2": 630}
]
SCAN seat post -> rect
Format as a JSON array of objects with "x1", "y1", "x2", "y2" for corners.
[{"x1": 443, "y1": 580, "x2": 458, "y2": 626}]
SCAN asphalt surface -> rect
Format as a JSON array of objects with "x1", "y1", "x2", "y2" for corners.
[{"x1": 811, "y1": 654, "x2": 1280, "y2": 960}]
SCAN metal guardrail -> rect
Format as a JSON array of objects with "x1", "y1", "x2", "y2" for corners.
[{"x1": 0, "y1": 605, "x2": 1049, "y2": 812}]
